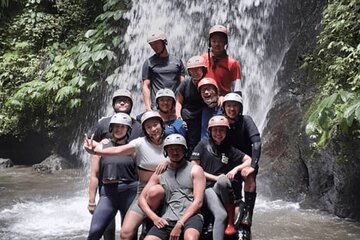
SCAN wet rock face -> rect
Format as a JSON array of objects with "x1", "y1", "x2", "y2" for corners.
[
  {"x1": 258, "y1": 0, "x2": 360, "y2": 220},
  {"x1": 32, "y1": 154, "x2": 73, "y2": 174},
  {"x1": 0, "y1": 158, "x2": 14, "y2": 168},
  {"x1": 305, "y1": 138, "x2": 360, "y2": 220}
]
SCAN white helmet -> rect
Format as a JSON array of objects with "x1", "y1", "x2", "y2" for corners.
[
  {"x1": 223, "y1": 92, "x2": 243, "y2": 115},
  {"x1": 163, "y1": 134, "x2": 187, "y2": 150},
  {"x1": 223, "y1": 93, "x2": 243, "y2": 106},
  {"x1": 109, "y1": 113, "x2": 132, "y2": 132},
  {"x1": 147, "y1": 29, "x2": 167, "y2": 44}
]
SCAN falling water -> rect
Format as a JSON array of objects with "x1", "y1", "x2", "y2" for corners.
[
  {"x1": 1, "y1": 1, "x2": 360, "y2": 240},
  {"x1": 112, "y1": 0, "x2": 281, "y2": 131}
]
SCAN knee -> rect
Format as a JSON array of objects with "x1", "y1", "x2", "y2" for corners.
[
  {"x1": 147, "y1": 184, "x2": 164, "y2": 199},
  {"x1": 184, "y1": 229, "x2": 200, "y2": 240},
  {"x1": 119, "y1": 230, "x2": 131, "y2": 239},
  {"x1": 216, "y1": 175, "x2": 231, "y2": 189},
  {"x1": 146, "y1": 184, "x2": 165, "y2": 209}
]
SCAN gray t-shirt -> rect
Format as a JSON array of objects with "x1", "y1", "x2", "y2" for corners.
[
  {"x1": 142, "y1": 54, "x2": 185, "y2": 109},
  {"x1": 130, "y1": 137, "x2": 168, "y2": 171}
]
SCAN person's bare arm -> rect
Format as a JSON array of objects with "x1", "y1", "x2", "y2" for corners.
[
  {"x1": 94, "y1": 142, "x2": 136, "y2": 157},
  {"x1": 143, "y1": 79, "x2": 152, "y2": 111},
  {"x1": 175, "y1": 93, "x2": 184, "y2": 119},
  {"x1": 192, "y1": 160, "x2": 219, "y2": 182},
  {"x1": 88, "y1": 154, "x2": 100, "y2": 214}
]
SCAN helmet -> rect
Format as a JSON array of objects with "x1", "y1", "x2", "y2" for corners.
[
  {"x1": 141, "y1": 111, "x2": 163, "y2": 127},
  {"x1": 186, "y1": 55, "x2": 207, "y2": 70},
  {"x1": 209, "y1": 24, "x2": 228, "y2": 36},
  {"x1": 223, "y1": 92, "x2": 243, "y2": 106},
  {"x1": 155, "y1": 88, "x2": 176, "y2": 103},
  {"x1": 163, "y1": 133, "x2": 187, "y2": 150},
  {"x1": 147, "y1": 29, "x2": 167, "y2": 44},
  {"x1": 223, "y1": 92, "x2": 243, "y2": 116},
  {"x1": 208, "y1": 115, "x2": 230, "y2": 130},
  {"x1": 112, "y1": 89, "x2": 133, "y2": 109},
  {"x1": 209, "y1": 24, "x2": 228, "y2": 45},
  {"x1": 109, "y1": 113, "x2": 132, "y2": 132},
  {"x1": 197, "y1": 77, "x2": 219, "y2": 92}
]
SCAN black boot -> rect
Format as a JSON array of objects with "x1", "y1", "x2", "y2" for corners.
[{"x1": 241, "y1": 192, "x2": 256, "y2": 227}]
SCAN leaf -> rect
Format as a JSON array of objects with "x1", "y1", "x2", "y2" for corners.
[
  {"x1": 55, "y1": 86, "x2": 75, "y2": 103},
  {"x1": 85, "y1": 29, "x2": 97, "y2": 38},
  {"x1": 68, "y1": 98, "x2": 81, "y2": 108}
]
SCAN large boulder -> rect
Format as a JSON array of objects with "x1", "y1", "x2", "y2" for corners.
[{"x1": 32, "y1": 154, "x2": 73, "y2": 174}]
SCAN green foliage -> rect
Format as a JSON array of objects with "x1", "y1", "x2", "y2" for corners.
[
  {"x1": 304, "y1": 0, "x2": 360, "y2": 148},
  {"x1": 0, "y1": 0, "x2": 131, "y2": 138}
]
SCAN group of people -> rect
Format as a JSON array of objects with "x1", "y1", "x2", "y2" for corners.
[{"x1": 83, "y1": 24, "x2": 261, "y2": 240}]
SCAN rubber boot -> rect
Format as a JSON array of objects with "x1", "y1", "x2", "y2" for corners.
[
  {"x1": 224, "y1": 203, "x2": 237, "y2": 236},
  {"x1": 241, "y1": 192, "x2": 257, "y2": 227}
]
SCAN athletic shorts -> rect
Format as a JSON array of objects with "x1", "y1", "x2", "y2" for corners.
[
  {"x1": 146, "y1": 214, "x2": 203, "y2": 239},
  {"x1": 128, "y1": 181, "x2": 146, "y2": 217}
]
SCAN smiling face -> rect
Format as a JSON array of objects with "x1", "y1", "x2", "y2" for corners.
[
  {"x1": 224, "y1": 101, "x2": 241, "y2": 119},
  {"x1": 200, "y1": 84, "x2": 218, "y2": 108},
  {"x1": 210, "y1": 33, "x2": 227, "y2": 56},
  {"x1": 210, "y1": 126, "x2": 227, "y2": 145},
  {"x1": 143, "y1": 118, "x2": 163, "y2": 143},
  {"x1": 111, "y1": 123, "x2": 129, "y2": 139},
  {"x1": 188, "y1": 67, "x2": 205, "y2": 83},
  {"x1": 113, "y1": 96, "x2": 132, "y2": 113},
  {"x1": 157, "y1": 96, "x2": 174, "y2": 113}
]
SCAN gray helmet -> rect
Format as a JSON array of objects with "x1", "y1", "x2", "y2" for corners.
[
  {"x1": 222, "y1": 92, "x2": 243, "y2": 115},
  {"x1": 141, "y1": 111, "x2": 163, "y2": 127},
  {"x1": 109, "y1": 113, "x2": 132, "y2": 133},
  {"x1": 163, "y1": 133, "x2": 187, "y2": 149},
  {"x1": 155, "y1": 88, "x2": 176, "y2": 104},
  {"x1": 112, "y1": 89, "x2": 133, "y2": 112}
]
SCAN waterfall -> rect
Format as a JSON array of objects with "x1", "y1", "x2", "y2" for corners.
[{"x1": 110, "y1": 0, "x2": 283, "y2": 132}]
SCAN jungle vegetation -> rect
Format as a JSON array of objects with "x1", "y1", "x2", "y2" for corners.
[{"x1": 304, "y1": 0, "x2": 359, "y2": 148}]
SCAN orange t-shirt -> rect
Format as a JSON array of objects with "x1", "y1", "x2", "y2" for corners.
[{"x1": 202, "y1": 52, "x2": 241, "y2": 96}]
